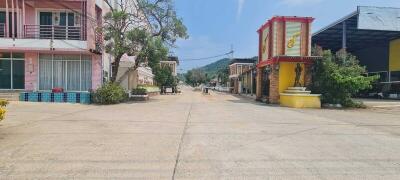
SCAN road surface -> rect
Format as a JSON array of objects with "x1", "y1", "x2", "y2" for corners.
[{"x1": 1, "y1": 86, "x2": 400, "y2": 179}]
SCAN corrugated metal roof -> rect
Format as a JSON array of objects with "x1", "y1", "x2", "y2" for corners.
[
  {"x1": 358, "y1": 6, "x2": 400, "y2": 31},
  {"x1": 312, "y1": 6, "x2": 400, "y2": 52}
]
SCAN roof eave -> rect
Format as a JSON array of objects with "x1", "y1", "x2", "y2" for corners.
[{"x1": 313, "y1": 11, "x2": 358, "y2": 36}]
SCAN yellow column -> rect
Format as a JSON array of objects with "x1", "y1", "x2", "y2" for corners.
[{"x1": 389, "y1": 39, "x2": 400, "y2": 72}]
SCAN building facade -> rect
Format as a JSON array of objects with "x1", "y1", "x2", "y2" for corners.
[
  {"x1": 160, "y1": 56, "x2": 179, "y2": 76},
  {"x1": 0, "y1": 0, "x2": 109, "y2": 93},
  {"x1": 256, "y1": 16, "x2": 319, "y2": 104},
  {"x1": 228, "y1": 58, "x2": 256, "y2": 94},
  {"x1": 313, "y1": 6, "x2": 400, "y2": 97},
  {"x1": 116, "y1": 54, "x2": 154, "y2": 91}
]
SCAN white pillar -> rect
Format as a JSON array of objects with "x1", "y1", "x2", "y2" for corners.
[
  {"x1": 250, "y1": 70, "x2": 253, "y2": 95},
  {"x1": 22, "y1": 0, "x2": 25, "y2": 37},
  {"x1": 11, "y1": 0, "x2": 15, "y2": 38},
  {"x1": 16, "y1": 0, "x2": 19, "y2": 38},
  {"x1": 5, "y1": 0, "x2": 9, "y2": 37}
]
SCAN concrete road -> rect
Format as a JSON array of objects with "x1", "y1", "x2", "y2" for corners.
[{"x1": 1, "y1": 87, "x2": 400, "y2": 179}]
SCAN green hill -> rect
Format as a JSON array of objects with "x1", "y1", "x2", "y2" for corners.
[{"x1": 199, "y1": 58, "x2": 232, "y2": 78}]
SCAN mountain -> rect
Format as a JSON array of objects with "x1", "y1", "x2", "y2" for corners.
[{"x1": 198, "y1": 58, "x2": 232, "y2": 78}]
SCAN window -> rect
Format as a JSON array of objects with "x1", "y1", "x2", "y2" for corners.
[
  {"x1": 238, "y1": 65, "x2": 243, "y2": 74},
  {"x1": 38, "y1": 11, "x2": 80, "y2": 40},
  {"x1": 390, "y1": 71, "x2": 400, "y2": 82},
  {"x1": 39, "y1": 54, "x2": 92, "y2": 91},
  {"x1": 368, "y1": 71, "x2": 388, "y2": 82}
]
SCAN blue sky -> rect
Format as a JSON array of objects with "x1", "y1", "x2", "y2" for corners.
[{"x1": 173, "y1": 0, "x2": 400, "y2": 72}]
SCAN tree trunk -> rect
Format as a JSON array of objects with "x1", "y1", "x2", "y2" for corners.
[{"x1": 110, "y1": 54, "x2": 123, "y2": 83}]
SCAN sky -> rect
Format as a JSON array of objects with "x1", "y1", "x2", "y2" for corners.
[{"x1": 172, "y1": 0, "x2": 400, "y2": 73}]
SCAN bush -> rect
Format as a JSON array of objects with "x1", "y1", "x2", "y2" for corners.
[
  {"x1": 131, "y1": 88, "x2": 147, "y2": 95},
  {"x1": 137, "y1": 85, "x2": 160, "y2": 93},
  {"x1": 311, "y1": 48, "x2": 378, "y2": 108},
  {"x1": 92, "y1": 83, "x2": 127, "y2": 104},
  {"x1": 0, "y1": 99, "x2": 8, "y2": 121},
  {"x1": 0, "y1": 99, "x2": 9, "y2": 107}
]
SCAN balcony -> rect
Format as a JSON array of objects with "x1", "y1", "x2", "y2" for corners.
[
  {"x1": 24, "y1": 25, "x2": 83, "y2": 41},
  {"x1": 0, "y1": 23, "x2": 5, "y2": 38}
]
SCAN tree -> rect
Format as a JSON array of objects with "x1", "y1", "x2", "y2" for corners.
[
  {"x1": 310, "y1": 48, "x2": 378, "y2": 107},
  {"x1": 103, "y1": 0, "x2": 188, "y2": 83},
  {"x1": 217, "y1": 67, "x2": 229, "y2": 85},
  {"x1": 154, "y1": 66, "x2": 176, "y2": 87},
  {"x1": 185, "y1": 68, "x2": 208, "y2": 86}
]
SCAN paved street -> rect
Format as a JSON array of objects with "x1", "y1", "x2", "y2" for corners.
[{"x1": 1, "y1": 86, "x2": 400, "y2": 179}]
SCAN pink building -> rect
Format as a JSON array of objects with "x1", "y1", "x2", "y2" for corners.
[{"x1": 0, "y1": 0, "x2": 107, "y2": 92}]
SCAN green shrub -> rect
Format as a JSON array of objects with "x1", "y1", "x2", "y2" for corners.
[
  {"x1": 311, "y1": 48, "x2": 378, "y2": 108},
  {"x1": 0, "y1": 99, "x2": 8, "y2": 121},
  {"x1": 131, "y1": 88, "x2": 147, "y2": 95},
  {"x1": 0, "y1": 99, "x2": 9, "y2": 107},
  {"x1": 92, "y1": 83, "x2": 127, "y2": 104},
  {"x1": 137, "y1": 85, "x2": 160, "y2": 93}
]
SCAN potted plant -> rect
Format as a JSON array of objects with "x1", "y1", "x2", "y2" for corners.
[{"x1": 130, "y1": 88, "x2": 149, "y2": 101}]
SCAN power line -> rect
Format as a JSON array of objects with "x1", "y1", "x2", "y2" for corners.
[{"x1": 180, "y1": 50, "x2": 234, "y2": 62}]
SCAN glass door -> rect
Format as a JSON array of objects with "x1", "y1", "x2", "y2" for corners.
[
  {"x1": 12, "y1": 53, "x2": 25, "y2": 89},
  {"x1": 0, "y1": 54, "x2": 11, "y2": 89},
  {"x1": 0, "y1": 12, "x2": 5, "y2": 37},
  {"x1": 39, "y1": 12, "x2": 53, "y2": 39},
  {"x1": 58, "y1": 12, "x2": 76, "y2": 40},
  {"x1": 0, "y1": 53, "x2": 24, "y2": 90}
]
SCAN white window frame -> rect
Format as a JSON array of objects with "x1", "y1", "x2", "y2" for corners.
[
  {"x1": 37, "y1": 54, "x2": 92, "y2": 92},
  {"x1": 0, "y1": 52, "x2": 25, "y2": 90}
]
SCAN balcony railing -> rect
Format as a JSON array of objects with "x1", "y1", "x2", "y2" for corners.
[
  {"x1": 0, "y1": 23, "x2": 5, "y2": 38},
  {"x1": 24, "y1": 25, "x2": 82, "y2": 40}
]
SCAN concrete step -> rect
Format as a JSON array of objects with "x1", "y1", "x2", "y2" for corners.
[
  {"x1": 0, "y1": 93, "x2": 20, "y2": 101},
  {"x1": 288, "y1": 87, "x2": 307, "y2": 91},
  {"x1": 284, "y1": 90, "x2": 311, "y2": 94}
]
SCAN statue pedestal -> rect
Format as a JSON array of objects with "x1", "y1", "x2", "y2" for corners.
[{"x1": 280, "y1": 87, "x2": 321, "y2": 108}]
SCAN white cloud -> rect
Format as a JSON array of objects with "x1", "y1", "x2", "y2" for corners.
[
  {"x1": 237, "y1": 0, "x2": 246, "y2": 20},
  {"x1": 281, "y1": 0, "x2": 323, "y2": 5}
]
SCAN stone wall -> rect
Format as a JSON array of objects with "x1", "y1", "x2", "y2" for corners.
[{"x1": 269, "y1": 64, "x2": 280, "y2": 104}]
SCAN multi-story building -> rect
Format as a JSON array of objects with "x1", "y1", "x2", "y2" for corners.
[
  {"x1": 228, "y1": 58, "x2": 256, "y2": 94},
  {"x1": 0, "y1": 0, "x2": 108, "y2": 95}
]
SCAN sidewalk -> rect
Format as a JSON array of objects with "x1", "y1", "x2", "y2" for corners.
[{"x1": 237, "y1": 93, "x2": 257, "y2": 100}]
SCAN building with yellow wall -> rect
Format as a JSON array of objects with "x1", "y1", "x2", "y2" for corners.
[{"x1": 313, "y1": 6, "x2": 400, "y2": 97}]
